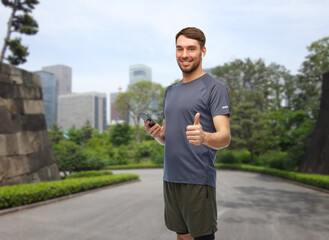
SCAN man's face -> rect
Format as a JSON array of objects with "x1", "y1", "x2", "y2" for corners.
[{"x1": 176, "y1": 35, "x2": 205, "y2": 74}]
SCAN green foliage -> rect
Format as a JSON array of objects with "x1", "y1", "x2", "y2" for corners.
[
  {"x1": 108, "y1": 145, "x2": 129, "y2": 165},
  {"x1": 215, "y1": 164, "x2": 329, "y2": 191},
  {"x1": 66, "y1": 171, "x2": 113, "y2": 179},
  {"x1": 150, "y1": 141, "x2": 164, "y2": 164},
  {"x1": 83, "y1": 149, "x2": 106, "y2": 171},
  {"x1": 5, "y1": 37, "x2": 28, "y2": 65},
  {"x1": 48, "y1": 124, "x2": 64, "y2": 144},
  {"x1": 115, "y1": 81, "x2": 163, "y2": 142},
  {"x1": 52, "y1": 140, "x2": 105, "y2": 176},
  {"x1": 109, "y1": 123, "x2": 132, "y2": 146},
  {"x1": 105, "y1": 163, "x2": 163, "y2": 170},
  {"x1": 230, "y1": 102, "x2": 268, "y2": 163},
  {"x1": 232, "y1": 150, "x2": 251, "y2": 164},
  {"x1": 258, "y1": 151, "x2": 291, "y2": 170},
  {"x1": 264, "y1": 109, "x2": 315, "y2": 165},
  {"x1": 1, "y1": 0, "x2": 39, "y2": 65},
  {"x1": 52, "y1": 140, "x2": 87, "y2": 175},
  {"x1": 216, "y1": 149, "x2": 238, "y2": 164},
  {"x1": 296, "y1": 36, "x2": 329, "y2": 118},
  {"x1": 133, "y1": 140, "x2": 164, "y2": 164},
  {"x1": 0, "y1": 173, "x2": 139, "y2": 210},
  {"x1": 212, "y1": 58, "x2": 294, "y2": 113},
  {"x1": 12, "y1": 13, "x2": 38, "y2": 35}
]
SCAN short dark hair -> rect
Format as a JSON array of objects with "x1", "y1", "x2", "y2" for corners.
[{"x1": 175, "y1": 27, "x2": 206, "y2": 48}]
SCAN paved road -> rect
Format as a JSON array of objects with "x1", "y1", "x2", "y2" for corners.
[{"x1": 0, "y1": 169, "x2": 328, "y2": 240}]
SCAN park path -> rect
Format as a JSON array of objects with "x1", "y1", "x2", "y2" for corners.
[{"x1": 0, "y1": 169, "x2": 328, "y2": 240}]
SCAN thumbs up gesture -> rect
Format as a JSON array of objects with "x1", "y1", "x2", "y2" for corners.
[{"x1": 186, "y1": 113, "x2": 205, "y2": 146}]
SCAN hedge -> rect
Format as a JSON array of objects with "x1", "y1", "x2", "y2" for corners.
[
  {"x1": 105, "y1": 163, "x2": 329, "y2": 191},
  {"x1": 0, "y1": 173, "x2": 139, "y2": 210},
  {"x1": 105, "y1": 163, "x2": 163, "y2": 170},
  {"x1": 66, "y1": 170, "x2": 113, "y2": 179},
  {"x1": 215, "y1": 164, "x2": 329, "y2": 191}
]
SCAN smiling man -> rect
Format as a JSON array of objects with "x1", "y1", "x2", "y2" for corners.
[{"x1": 144, "y1": 27, "x2": 231, "y2": 240}]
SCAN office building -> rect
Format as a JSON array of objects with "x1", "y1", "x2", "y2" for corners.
[
  {"x1": 110, "y1": 87, "x2": 129, "y2": 125},
  {"x1": 58, "y1": 92, "x2": 107, "y2": 130},
  {"x1": 129, "y1": 64, "x2": 152, "y2": 85},
  {"x1": 35, "y1": 71, "x2": 57, "y2": 129},
  {"x1": 42, "y1": 64, "x2": 72, "y2": 95}
]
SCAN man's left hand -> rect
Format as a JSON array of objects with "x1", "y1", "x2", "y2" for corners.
[{"x1": 186, "y1": 113, "x2": 205, "y2": 146}]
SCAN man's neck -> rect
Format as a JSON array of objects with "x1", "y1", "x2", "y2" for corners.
[{"x1": 182, "y1": 68, "x2": 205, "y2": 83}]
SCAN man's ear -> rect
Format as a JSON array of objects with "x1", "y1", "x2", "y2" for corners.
[{"x1": 202, "y1": 47, "x2": 206, "y2": 58}]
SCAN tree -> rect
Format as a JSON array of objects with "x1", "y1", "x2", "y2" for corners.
[
  {"x1": 80, "y1": 120, "x2": 93, "y2": 146},
  {"x1": 212, "y1": 58, "x2": 294, "y2": 114},
  {"x1": 0, "y1": 0, "x2": 39, "y2": 65},
  {"x1": 230, "y1": 102, "x2": 268, "y2": 163},
  {"x1": 52, "y1": 140, "x2": 87, "y2": 177},
  {"x1": 108, "y1": 123, "x2": 132, "y2": 146},
  {"x1": 295, "y1": 36, "x2": 329, "y2": 118},
  {"x1": 299, "y1": 72, "x2": 329, "y2": 174},
  {"x1": 263, "y1": 108, "x2": 314, "y2": 165},
  {"x1": 115, "y1": 81, "x2": 163, "y2": 142},
  {"x1": 48, "y1": 124, "x2": 64, "y2": 144}
]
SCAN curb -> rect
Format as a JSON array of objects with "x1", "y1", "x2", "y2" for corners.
[{"x1": 0, "y1": 179, "x2": 140, "y2": 216}]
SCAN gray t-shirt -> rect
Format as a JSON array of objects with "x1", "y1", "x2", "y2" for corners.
[{"x1": 163, "y1": 73, "x2": 230, "y2": 188}]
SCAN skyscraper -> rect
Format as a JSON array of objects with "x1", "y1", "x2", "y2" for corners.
[
  {"x1": 35, "y1": 71, "x2": 57, "y2": 129},
  {"x1": 58, "y1": 92, "x2": 107, "y2": 130},
  {"x1": 42, "y1": 64, "x2": 72, "y2": 95},
  {"x1": 129, "y1": 64, "x2": 152, "y2": 85}
]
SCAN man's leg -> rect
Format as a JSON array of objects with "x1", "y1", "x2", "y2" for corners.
[{"x1": 177, "y1": 233, "x2": 193, "y2": 240}]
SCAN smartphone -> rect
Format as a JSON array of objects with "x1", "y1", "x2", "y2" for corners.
[{"x1": 138, "y1": 113, "x2": 156, "y2": 127}]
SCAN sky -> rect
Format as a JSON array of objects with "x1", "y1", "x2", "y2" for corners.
[{"x1": 1, "y1": 0, "x2": 329, "y2": 95}]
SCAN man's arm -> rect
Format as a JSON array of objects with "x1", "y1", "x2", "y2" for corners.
[
  {"x1": 186, "y1": 113, "x2": 230, "y2": 150},
  {"x1": 144, "y1": 119, "x2": 165, "y2": 145}
]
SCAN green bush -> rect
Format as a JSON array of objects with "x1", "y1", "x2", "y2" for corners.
[
  {"x1": 109, "y1": 123, "x2": 132, "y2": 146},
  {"x1": 0, "y1": 173, "x2": 139, "y2": 210},
  {"x1": 82, "y1": 149, "x2": 106, "y2": 171},
  {"x1": 107, "y1": 145, "x2": 129, "y2": 165},
  {"x1": 216, "y1": 149, "x2": 239, "y2": 164},
  {"x1": 259, "y1": 151, "x2": 294, "y2": 171},
  {"x1": 66, "y1": 171, "x2": 113, "y2": 179},
  {"x1": 215, "y1": 163, "x2": 329, "y2": 191},
  {"x1": 105, "y1": 162, "x2": 163, "y2": 170},
  {"x1": 134, "y1": 141, "x2": 152, "y2": 163},
  {"x1": 150, "y1": 141, "x2": 164, "y2": 164},
  {"x1": 52, "y1": 140, "x2": 87, "y2": 174},
  {"x1": 233, "y1": 150, "x2": 251, "y2": 164}
]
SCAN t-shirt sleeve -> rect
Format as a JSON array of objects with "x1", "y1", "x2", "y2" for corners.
[
  {"x1": 209, "y1": 81, "x2": 230, "y2": 117},
  {"x1": 163, "y1": 87, "x2": 169, "y2": 119}
]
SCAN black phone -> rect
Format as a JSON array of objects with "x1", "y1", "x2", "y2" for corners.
[{"x1": 138, "y1": 113, "x2": 156, "y2": 127}]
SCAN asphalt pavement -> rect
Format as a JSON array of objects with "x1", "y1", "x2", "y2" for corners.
[{"x1": 0, "y1": 169, "x2": 328, "y2": 240}]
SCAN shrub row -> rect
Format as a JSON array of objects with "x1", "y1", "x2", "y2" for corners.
[
  {"x1": 0, "y1": 173, "x2": 139, "y2": 210},
  {"x1": 105, "y1": 162, "x2": 164, "y2": 170},
  {"x1": 66, "y1": 171, "x2": 113, "y2": 179},
  {"x1": 105, "y1": 163, "x2": 329, "y2": 191},
  {"x1": 215, "y1": 164, "x2": 329, "y2": 191}
]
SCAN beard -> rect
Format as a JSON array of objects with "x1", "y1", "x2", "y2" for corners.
[{"x1": 177, "y1": 53, "x2": 202, "y2": 74}]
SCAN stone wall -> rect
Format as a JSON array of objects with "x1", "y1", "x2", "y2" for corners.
[{"x1": 0, "y1": 62, "x2": 60, "y2": 186}]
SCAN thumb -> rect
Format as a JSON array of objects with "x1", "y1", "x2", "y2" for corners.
[{"x1": 194, "y1": 113, "x2": 200, "y2": 125}]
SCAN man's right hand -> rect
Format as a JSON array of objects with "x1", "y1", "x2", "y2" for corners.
[{"x1": 144, "y1": 120, "x2": 165, "y2": 145}]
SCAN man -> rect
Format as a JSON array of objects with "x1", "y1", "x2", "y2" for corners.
[{"x1": 144, "y1": 27, "x2": 231, "y2": 240}]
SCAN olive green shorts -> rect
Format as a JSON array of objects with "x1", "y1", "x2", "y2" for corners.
[{"x1": 163, "y1": 181, "x2": 218, "y2": 238}]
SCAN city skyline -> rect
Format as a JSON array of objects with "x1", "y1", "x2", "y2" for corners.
[{"x1": 1, "y1": 0, "x2": 329, "y2": 95}]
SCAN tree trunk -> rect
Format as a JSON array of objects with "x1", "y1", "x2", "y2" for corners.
[
  {"x1": 299, "y1": 72, "x2": 329, "y2": 174},
  {"x1": 0, "y1": 7, "x2": 16, "y2": 63}
]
